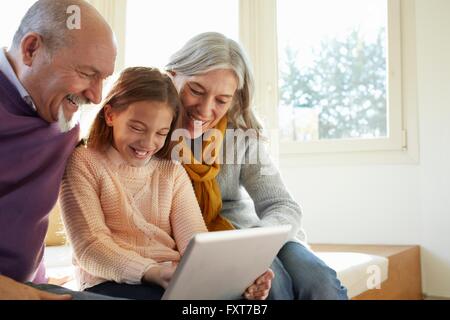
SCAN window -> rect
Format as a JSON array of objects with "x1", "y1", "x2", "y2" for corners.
[
  {"x1": 0, "y1": 1, "x2": 37, "y2": 48},
  {"x1": 278, "y1": 0, "x2": 388, "y2": 142},
  {"x1": 240, "y1": 0, "x2": 405, "y2": 155},
  {"x1": 125, "y1": 0, "x2": 239, "y2": 69}
]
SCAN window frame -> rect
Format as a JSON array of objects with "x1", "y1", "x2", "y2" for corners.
[{"x1": 239, "y1": 0, "x2": 417, "y2": 160}]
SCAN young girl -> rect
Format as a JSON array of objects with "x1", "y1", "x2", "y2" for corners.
[{"x1": 60, "y1": 67, "x2": 272, "y2": 300}]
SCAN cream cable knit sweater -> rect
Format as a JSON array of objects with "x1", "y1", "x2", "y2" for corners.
[{"x1": 60, "y1": 146, "x2": 207, "y2": 290}]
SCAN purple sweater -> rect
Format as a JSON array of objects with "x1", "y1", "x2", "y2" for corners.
[{"x1": 0, "y1": 71, "x2": 79, "y2": 282}]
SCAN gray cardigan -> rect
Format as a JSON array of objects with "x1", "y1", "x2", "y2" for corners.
[{"x1": 215, "y1": 125, "x2": 307, "y2": 243}]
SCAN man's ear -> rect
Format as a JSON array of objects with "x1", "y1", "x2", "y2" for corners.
[
  {"x1": 104, "y1": 104, "x2": 114, "y2": 127},
  {"x1": 20, "y1": 33, "x2": 43, "y2": 67}
]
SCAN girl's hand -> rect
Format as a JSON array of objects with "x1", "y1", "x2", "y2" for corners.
[
  {"x1": 244, "y1": 268, "x2": 274, "y2": 300},
  {"x1": 142, "y1": 262, "x2": 177, "y2": 289}
]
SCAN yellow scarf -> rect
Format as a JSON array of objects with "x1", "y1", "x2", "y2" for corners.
[{"x1": 181, "y1": 116, "x2": 234, "y2": 231}]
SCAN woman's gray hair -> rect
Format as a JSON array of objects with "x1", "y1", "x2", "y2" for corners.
[
  {"x1": 11, "y1": 0, "x2": 88, "y2": 53},
  {"x1": 166, "y1": 32, "x2": 263, "y2": 133}
]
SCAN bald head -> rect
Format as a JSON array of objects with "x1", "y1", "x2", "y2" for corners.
[
  {"x1": 12, "y1": 0, "x2": 113, "y2": 53},
  {"x1": 6, "y1": 0, "x2": 117, "y2": 129}
]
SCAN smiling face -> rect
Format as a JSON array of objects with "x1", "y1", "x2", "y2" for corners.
[
  {"x1": 15, "y1": 13, "x2": 116, "y2": 131},
  {"x1": 104, "y1": 101, "x2": 174, "y2": 167},
  {"x1": 175, "y1": 69, "x2": 238, "y2": 139},
  {"x1": 32, "y1": 41, "x2": 116, "y2": 124}
]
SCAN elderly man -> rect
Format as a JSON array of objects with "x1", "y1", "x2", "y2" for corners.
[{"x1": 0, "y1": 0, "x2": 116, "y2": 299}]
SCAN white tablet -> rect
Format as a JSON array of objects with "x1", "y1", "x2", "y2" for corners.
[{"x1": 161, "y1": 225, "x2": 291, "y2": 300}]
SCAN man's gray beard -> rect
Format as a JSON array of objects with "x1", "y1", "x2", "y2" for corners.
[{"x1": 57, "y1": 105, "x2": 80, "y2": 133}]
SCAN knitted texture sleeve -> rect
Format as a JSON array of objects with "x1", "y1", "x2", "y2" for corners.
[{"x1": 60, "y1": 148, "x2": 156, "y2": 285}]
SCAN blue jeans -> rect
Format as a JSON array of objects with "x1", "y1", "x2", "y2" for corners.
[
  {"x1": 269, "y1": 242, "x2": 348, "y2": 300},
  {"x1": 27, "y1": 283, "x2": 122, "y2": 300},
  {"x1": 86, "y1": 281, "x2": 165, "y2": 300}
]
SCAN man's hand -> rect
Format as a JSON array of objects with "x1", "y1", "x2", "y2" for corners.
[
  {"x1": 244, "y1": 268, "x2": 274, "y2": 300},
  {"x1": 142, "y1": 262, "x2": 177, "y2": 289},
  {"x1": 0, "y1": 275, "x2": 72, "y2": 300}
]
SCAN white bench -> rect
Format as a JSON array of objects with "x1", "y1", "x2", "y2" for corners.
[
  {"x1": 315, "y1": 251, "x2": 388, "y2": 298},
  {"x1": 311, "y1": 244, "x2": 422, "y2": 300},
  {"x1": 44, "y1": 245, "x2": 77, "y2": 291}
]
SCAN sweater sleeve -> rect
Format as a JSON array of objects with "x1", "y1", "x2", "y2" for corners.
[
  {"x1": 60, "y1": 148, "x2": 157, "y2": 284},
  {"x1": 239, "y1": 138, "x2": 305, "y2": 241},
  {"x1": 170, "y1": 164, "x2": 208, "y2": 256}
]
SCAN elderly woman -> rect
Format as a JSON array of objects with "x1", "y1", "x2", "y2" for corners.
[{"x1": 167, "y1": 32, "x2": 348, "y2": 300}]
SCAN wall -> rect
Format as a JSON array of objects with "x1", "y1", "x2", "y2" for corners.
[
  {"x1": 416, "y1": 0, "x2": 450, "y2": 298},
  {"x1": 278, "y1": 0, "x2": 450, "y2": 298}
]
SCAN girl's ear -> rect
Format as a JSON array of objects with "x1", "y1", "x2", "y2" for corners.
[
  {"x1": 104, "y1": 104, "x2": 114, "y2": 127},
  {"x1": 170, "y1": 72, "x2": 186, "y2": 93},
  {"x1": 167, "y1": 70, "x2": 176, "y2": 83}
]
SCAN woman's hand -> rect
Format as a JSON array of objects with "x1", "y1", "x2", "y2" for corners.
[
  {"x1": 142, "y1": 262, "x2": 177, "y2": 289},
  {"x1": 244, "y1": 268, "x2": 274, "y2": 300}
]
